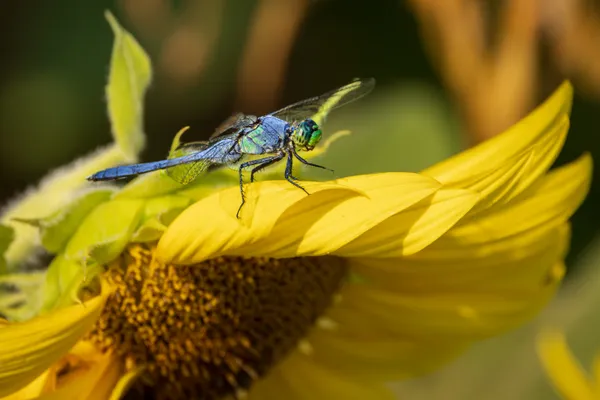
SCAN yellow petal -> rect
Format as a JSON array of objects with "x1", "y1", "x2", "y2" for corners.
[
  {"x1": 306, "y1": 327, "x2": 467, "y2": 381},
  {"x1": 158, "y1": 173, "x2": 441, "y2": 263},
  {"x1": 0, "y1": 286, "x2": 109, "y2": 397},
  {"x1": 451, "y1": 115, "x2": 568, "y2": 215},
  {"x1": 336, "y1": 188, "x2": 479, "y2": 258},
  {"x1": 108, "y1": 368, "x2": 143, "y2": 400},
  {"x1": 593, "y1": 351, "x2": 600, "y2": 396},
  {"x1": 39, "y1": 348, "x2": 122, "y2": 400},
  {"x1": 0, "y1": 371, "x2": 50, "y2": 400},
  {"x1": 328, "y1": 266, "x2": 561, "y2": 340},
  {"x1": 423, "y1": 81, "x2": 572, "y2": 182},
  {"x1": 245, "y1": 368, "x2": 300, "y2": 400},
  {"x1": 238, "y1": 173, "x2": 442, "y2": 258},
  {"x1": 271, "y1": 351, "x2": 398, "y2": 400},
  {"x1": 537, "y1": 330, "x2": 596, "y2": 400},
  {"x1": 157, "y1": 180, "x2": 360, "y2": 264},
  {"x1": 448, "y1": 153, "x2": 592, "y2": 243},
  {"x1": 352, "y1": 223, "x2": 569, "y2": 292}
]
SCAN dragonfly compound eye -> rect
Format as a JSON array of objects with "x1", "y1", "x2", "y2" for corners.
[{"x1": 294, "y1": 119, "x2": 322, "y2": 150}]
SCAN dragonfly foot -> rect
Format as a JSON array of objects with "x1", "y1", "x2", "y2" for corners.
[
  {"x1": 236, "y1": 202, "x2": 244, "y2": 219},
  {"x1": 285, "y1": 176, "x2": 310, "y2": 196}
]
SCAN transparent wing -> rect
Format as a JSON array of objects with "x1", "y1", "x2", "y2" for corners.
[
  {"x1": 209, "y1": 113, "x2": 258, "y2": 139},
  {"x1": 270, "y1": 78, "x2": 375, "y2": 125},
  {"x1": 165, "y1": 137, "x2": 241, "y2": 185},
  {"x1": 166, "y1": 160, "x2": 212, "y2": 185},
  {"x1": 88, "y1": 127, "x2": 242, "y2": 185},
  {"x1": 166, "y1": 142, "x2": 212, "y2": 185}
]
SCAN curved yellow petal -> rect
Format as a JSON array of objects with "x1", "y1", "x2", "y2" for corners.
[
  {"x1": 537, "y1": 330, "x2": 597, "y2": 400},
  {"x1": 336, "y1": 188, "x2": 479, "y2": 258},
  {"x1": 237, "y1": 173, "x2": 442, "y2": 258},
  {"x1": 423, "y1": 81, "x2": 572, "y2": 182},
  {"x1": 158, "y1": 173, "x2": 441, "y2": 264},
  {"x1": 0, "y1": 371, "x2": 50, "y2": 400},
  {"x1": 449, "y1": 153, "x2": 591, "y2": 243},
  {"x1": 593, "y1": 352, "x2": 600, "y2": 396},
  {"x1": 245, "y1": 368, "x2": 301, "y2": 400},
  {"x1": 452, "y1": 116, "x2": 568, "y2": 215},
  {"x1": 272, "y1": 351, "x2": 398, "y2": 400},
  {"x1": 328, "y1": 265, "x2": 562, "y2": 340},
  {"x1": 39, "y1": 349, "x2": 122, "y2": 400},
  {"x1": 157, "y1": 180, "x2": 360, "y2": 264},
  {"x1": 352, "y1": 224, "x2": 569, "y2": 292},
  {"x1": 306, "y1": 327, "x2": 467, "y2": 381},
  {"x1": 0, "y1": 287, "x2": 109, "y2": 397},
  {"x1": 108, "y1": 368, "x2": 143, "y2": 400}
]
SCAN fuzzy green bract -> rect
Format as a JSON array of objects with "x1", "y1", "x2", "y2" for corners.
[
  {"x1": 105, "y1": 10, "x2": 152, "y2": 160},
  {"x1": 0, "y1": 11, "x2": 152, "y2": 274},
  {"x1": 0, "y1": 225, "x2": 14, "y2": 274},
  {"x1": 0, "y1": 11, "x2": 154, "y2": 320}
]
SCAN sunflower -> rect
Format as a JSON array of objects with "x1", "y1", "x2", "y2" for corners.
[{"x1": 0, "y1": 13, "x2": 592, "y2": 400}]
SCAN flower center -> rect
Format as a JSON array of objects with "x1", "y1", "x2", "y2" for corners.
[{"x1": 87, "y1": 244, "x2": 348, "y2": 399}]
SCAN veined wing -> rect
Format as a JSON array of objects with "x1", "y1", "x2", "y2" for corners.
[
  {"x1": 209, "y1": 113, "x2": 258, "y2": 139},
  {"x1": 269, "y1": 78, "x2": 375, "y2": 125},
  {"x1": 88, "y1": 137, "x2": 240, "y2": 184},
  {"x1": 165, "y1": 136, "x2": 241, "y2": 184}
]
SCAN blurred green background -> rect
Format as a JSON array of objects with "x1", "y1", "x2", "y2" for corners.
[{"x1": 1, "y1": 1, "x2": 599, "y2": 397}]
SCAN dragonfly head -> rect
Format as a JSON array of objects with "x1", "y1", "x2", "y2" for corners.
[{"x1": 292, "y1": 119, "x2": 322, "y2": 151}]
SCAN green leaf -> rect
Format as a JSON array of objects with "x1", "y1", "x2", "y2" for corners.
[
  {"x1": 0, "y1": 271, "x2": 45, "y2": 321},
  {"x1": 114, "y1": 168, "x2": 236, "y2": 202},
  {"x1": 64, "y1": 198, "x2": 144, "y2": 265},
  {"x1": 129, "y1": 195, "x2": 192, "y2": 242},
  {"x1": 142, "y1": 195, "x2": 192, "y2": 220},
  {"x1": 114, "y1": 171, "x2": 186, "y2": 199},
  {"x1": 39, "y1": 198, "x2": 144, "y2": 312},
  {"x1": 41, "y1": 189, "x2": 114, "y2": 253},
  {"x1": 0, "y1": 11, "x2": 152, "y2": 272},
  {"x1": 168, "y1": 126, "x2": 192, "y2": 157},
  {"x1": 0, "y1": 225, "x2": 14, "y2": 274},
  {"x1": 39, "y1": 255, "x2": 86, "y2": 313},
  {"x1": 13, "y1": 189, "x2": 114, "y2": 254},
  {"x1": 105, "y1": 10, "x2": 152, "y2": 160},
  {"x1": 131, "y1": 218, "x2": 167, "y2": 243},
  {"x1": 1, "y1": 149, "x2": 128, "y2": 272}
]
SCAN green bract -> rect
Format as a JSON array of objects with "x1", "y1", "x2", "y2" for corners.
[
  {"x1": 0, "y1": 11, "x2": 152, "y2": 274},
  {"x1": 0, "y1": 11, "x2": 152, "y2": 320},
  {"x1": 0, "y1": 225, "x2": 14, "y2": 274},
  {"x1": 105, "y1": 10, "x2": 152, "y2": 161}
]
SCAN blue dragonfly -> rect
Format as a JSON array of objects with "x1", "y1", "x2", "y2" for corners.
[{"x1": 88, "y1": 78, "x2": 375, "y2": 217}]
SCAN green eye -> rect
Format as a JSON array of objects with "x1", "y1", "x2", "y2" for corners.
[
  {"x1": 308, "y1": 129, "x2": 322, "y2": 147},
  {"x1": 292, "y1": 120, "x2": 322, "y2": 148}
]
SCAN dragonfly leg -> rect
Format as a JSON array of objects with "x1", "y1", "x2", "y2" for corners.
[
  {"x1": 292, "y1": 146, "x2": 334, "y2": 173},
  {"x1": 236, "y1": 155, "x2": 284, "y2": 218},
  {"x1": 285, "y1": 152, "x2": 309, "y2": 195},
  {"x1": 250, "y1": 153, "x2": 285, "y2": 183}
]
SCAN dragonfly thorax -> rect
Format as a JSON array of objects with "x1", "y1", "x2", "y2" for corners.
[{"x1": 291, "y1": 119, "x2": 322, "y2": 151}]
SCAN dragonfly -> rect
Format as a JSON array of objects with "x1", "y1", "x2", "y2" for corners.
[{"x1": 88, "y1": 77, "x2": 375, "y2": 217}]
